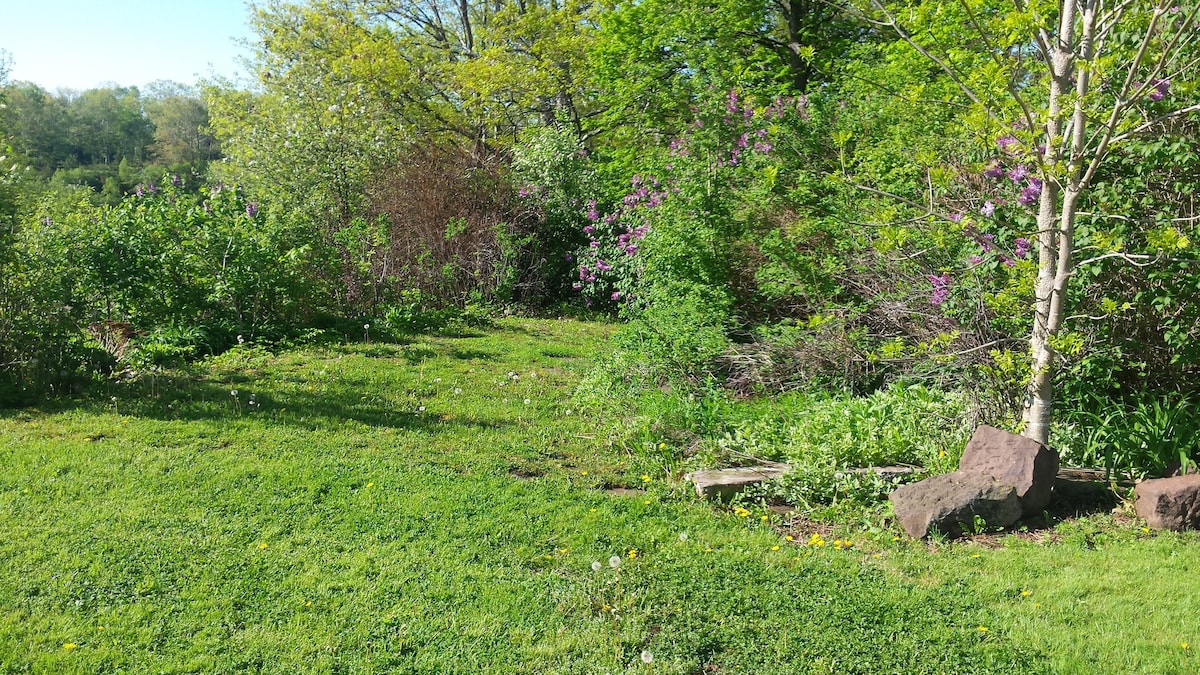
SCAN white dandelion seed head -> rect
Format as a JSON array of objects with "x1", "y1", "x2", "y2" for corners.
[
  {"x1": 591, "y1": 561, "x2": 602, "y2": 572},
  {"x1": 641, "y1": 650, "x2": 654, "y2": 664},
  {"x1": 678, "y1": 532, "x2": 688, "y2": 541},
  {"x1": 609, "y1": 555, "x2": 621, "y2": 568}
]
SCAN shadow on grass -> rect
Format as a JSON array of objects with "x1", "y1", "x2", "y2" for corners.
[{"x1": 5, "y1": 372, "x2": 511, "y2": 435}]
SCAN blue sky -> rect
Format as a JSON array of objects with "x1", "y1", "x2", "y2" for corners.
[{"x1": 0, "y1": 0, "x2": 255, "y2": 91}]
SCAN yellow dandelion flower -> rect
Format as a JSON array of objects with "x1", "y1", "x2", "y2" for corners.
[
  {"x1": 971, "y1": 553, "x2": 981, "y2": 559},
  {"x1": 705, "y1": 547, "x2": 713, "y2": 553},
  {"x1": 581, "y1": 471, "x2": 588, "y2": 476},
  {"x1": 589, "y1": 508, "x2": 597, "y2": 513},
  {"x1": 1183, "y1": 642, "x2": 1190, "y2": 650},
  {"x1": 366, "y1": 482, "x2": 374, "y2": 488},
  {"x1": 771, "y1": 545, "x2": 780, "y2": 551},
  {"x1": 641, "y1": 474, "x2": 651, "y2": 482},
  {"x1": 760, "y1": 515, "x2": 768, "y2": 522},
  {"x1": 785, "y1": 535, "x2": 794, "y2": 542},
  {"x1": 1021, "y1": 590, "x2": 1032, "y2": 597},
  {"x1": 643, "y1": 499, "x2": 651, "y2": 505},
  {"x1": 63, "y1": 643, "x2": 77, "y2": 650},
  {"x1": 977, "y1": 626, "x2": 988, "y2": 633},
  {"x1": 258, "y1": 542, "x2": 268, "y2": 550},
  {"x1": 627, "y1": 549, "x2": 638, "y2": 559},
  {"x1": 734, "y1": 507, "x2": 751, "y2": 518}
]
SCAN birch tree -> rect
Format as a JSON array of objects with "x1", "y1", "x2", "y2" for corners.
[{"x1": 859, "y1": 0, "x2": 1200, "y2": 443}]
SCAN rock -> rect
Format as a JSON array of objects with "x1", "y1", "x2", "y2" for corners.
[
  {"x1": 889, "y1": 471, "x2": 1022, "y2": 538},
  {"x1": 1135, "y1": 475, "x2": 1200, "y2": 531},
  {"x1": 958, "y1": 425, "x2": 1059, "y2": 514},
  {"x1": 685, "y1": 465, "x2": 787, "y2": 500}
]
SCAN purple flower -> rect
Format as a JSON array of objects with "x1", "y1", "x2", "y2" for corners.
[
  {"x1": 136, "y1": 184, "x2": 144, "y2": 197},
  {"x1": 579, "y1": 266, "x2": 590, "y2": 280},
  {"x1": 624, "y1": 245, "x2": 638, "y2": 256},
  {"x1": 147, "y1": 182, "x2": 157, "y2": 194},
  {"x1": 1018, "y1": 183, "x2": 1042, "y2": 206},
  {"x1": 983, "y1": 162, "x2": 1005, "y2": 179},
  {"x1": 586, "y1": 200, "x2": 600, "y2": 222},
  {"x1": 1001, "y1": 256, "x2": 1015, "y2": 267},
  {"x1": 596, "y1": 259, "x2": 613, "y2": 272},
  {"x1": 565, "y1": 253, "x2": 574, "y2": 262},
  {"x1": 979, "y1": 233, "x2": 997, "y2": 252},
  {"x1": 737, "y1": 133, "x2": 749, "y2": 148},
  {"x1": 246, "y1": 201, "x2": 259, "y2": 218},
  {"x1": 611, "y1": 291, "x2": 621, "y2": 301},
  {"x1": 1014, "y1": 237, "x2": 1032, "y2": 258},
  {"x1": 927, "y1": 273, "x2": 952, "y2": 306},
  {"x1": 970, "y1": 255, "x2": 984, "y2": 265},
  {"x1": 949, "y1": 213, "x2": 963, "y2": 223},
  {"x1": 980, "y1": 201, "x2": 996, "y2": 217},
  {"x1": 572, "y1": 282, "x2": 582, "y2": 290},
  {"x1": 1150, "y1": 79, "x2": 1170, "y2": 101},
  {"x1": 1007, "y1": 165, "x2": 1029, "y2": 183},
  {"x1": 753, "y1": 142, "x2": 772, "y2": 154},
  {"x1": 583, "y1": 225, "x2": 595, "y2": 235},
  {"x1": 171, "y1": 174, "x2": 181, "y2": 187},
  {"x1": 996, "y1": 135, "x2": 1019, "y2": 151},
  {"x1": 590, "y1": 241, "x2": 600, "y2": 249}
]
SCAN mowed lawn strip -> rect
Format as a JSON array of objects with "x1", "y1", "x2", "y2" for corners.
[{"x1": 0, "y1": 318, "x2": 1102, "y2": 673}]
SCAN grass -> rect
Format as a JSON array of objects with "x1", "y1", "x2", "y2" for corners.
[{"x1": 0, "y1": 317, "x2": 1195, "y2": 673}]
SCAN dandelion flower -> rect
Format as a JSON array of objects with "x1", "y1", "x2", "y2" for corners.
[
  {"x1": 258, "y1": 542, "x2": 268, "y2": 550},
  {"x1": 785, "y1": 535, "x2": 794, "y2": 542},
  {"x1": 678, "y1": 532, "x2": 688, "y2": 541},
  {"x1": 772, "y1": 545, "x2": 780, "y2": 551},
  {"x1": 641, "y1": 650, "x2": 654, "y2": 664},
  {"x1": 609, "y1": 555, "x2": 621, "y2": 568},
  {"x1": 524, "y1": 398, "x2": 531, "y2": 405},
  {"x1": 1021, "y1": 590, "x2": 1031, "y2": 597},
  {"x1": 643, "y1": 500, "x2": 651, "y2": 505},
  {"x1": 366, "y1": 482, "x2": 374, "y2": 488},
  {"x1": 705, "y1": 547, "x2": 713, "y2": 553},
  {"x1": 1183, "y1": 642, "x2": 1190, "y2": 650},
  {"x1": 641, "y1": 474, "x2": 651, "y2": 482},
  {"x1": 977, "y1": 626, "x2": 988, "y2": 633},
  {"x1": 627, "y1": 549, "x2": 638, "y2": 559},
  {"x1": 581, "y1": 471, "x2": 588, "y2": 476},
  {"x1": 761, "y1": 515, "x2": 768, "y2": 522},
  {"x1": 592, "y1": 561, "x2": 602, "y2": 572},
  {"x1": 63, "y1": 643, "x2": 77, "y2": 650}
]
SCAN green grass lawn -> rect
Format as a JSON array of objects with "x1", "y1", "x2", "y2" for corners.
[{"x1": 1, "y1": 318, "x2": 1197, "y2": 673}]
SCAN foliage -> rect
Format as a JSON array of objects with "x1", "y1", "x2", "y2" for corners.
[
  {"x1": 1055, "y1": 390, "x2": 1200, "y2": 479},
  {"x1": 0, "y1": 178, "x2": 327, "y2": 400}
]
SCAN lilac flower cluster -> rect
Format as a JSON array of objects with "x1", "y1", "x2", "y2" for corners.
[
  {"x1": 982, "y1": 135, "x2": 1043, "y2": 208},
  {"x1": 570, "y1": 175, "x2": 660, "y2": 293},
  {"x1": 1149, "y1": 78, "x2": 1171, "y2": 102},
  {"x1": 927, "y1": 273, "x2": 951, "y2": 305},
  {"x1": 962, "y1": 225, "x2": 1032, "y2": 268}
]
